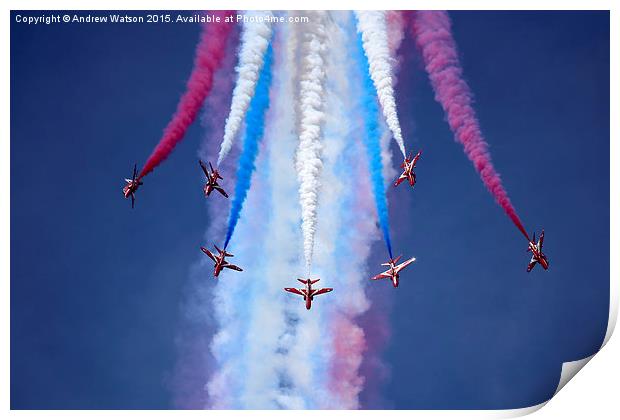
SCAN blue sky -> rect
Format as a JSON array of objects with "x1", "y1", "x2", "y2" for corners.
[{"x1": 11, "y1": 11, "x2": 609, "y2": 409}]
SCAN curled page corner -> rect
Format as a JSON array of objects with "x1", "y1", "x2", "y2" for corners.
[
  {"x1": 498, "y1": 402, "x2": 547, "y2": 418},
  {"x1": 553, "y1": 355, "x2": 595, "y2": 396},
  {"x1": 551, "y1": 272, "x2": 617, "y2": 397},
  {"x1": 494, "y1": 355, "x2": 597, "y2": 419}
]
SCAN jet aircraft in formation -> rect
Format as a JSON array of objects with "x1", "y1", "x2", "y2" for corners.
[
  {"x1": 394, "y1": 150, "x2": 422, "y2": 188},
  {"x1": 124, "y1": 143, "x2": 546, "y2": 311},
  {"x1": 201, "y1": 244, "x2": 243, "y2": 277},
  {"x1": 526, "y1": 229, "x2": 549, "y2": 272},
  {"x1": 284, "y1": 278, "x2": 333, "y2": 310},
  {"x1": 372, "y1": 255, "x2": 416, "y2": 288},
  {"x1": 122, "y1": 164, "x2": 143, "y2": 208},
  {"x1": 200, "y1": 160, "x2": 228, "y2": 198}
]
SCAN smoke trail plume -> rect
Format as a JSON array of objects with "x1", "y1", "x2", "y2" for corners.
[
  {"x1": 138, "y1": 11, "x2": 234, "y2": 180},
  {"x1": 217, "y1": 11, "x2": 274, "y2": 165},
  {"x1": 198, "y1": 23, "x2": 240, "y2": 162},
  {"x1": 386, "y1": 11, "x2": 405, "y2": 59},
  {"x1": 233, "y1": 27, "x2": 305, "y2": 407},
  {"x1": 232, "y1": 20, "x2": 314, "y2": 408},
  {"x1": 178, "y1": 11, "x2": 398, "y2": 409},
  {"x1": 355, "y1": 35, "x2": 394, "y2": 259},
  {"x1": 355, "y1": 10, "x2": 407, "y2": 159},
  {"x1": 204, "y1": 13, "x2": 390, "y2": 408},
  {"x1": 412, "y1": 11, "x2": 529, "y2": 239},
  {"x1": 224, "y1": 43, "x2": 274, "y2": 248},
  {"x1": 295, "y1": 11, "x2": 329, "y2": 275},
  {"x1": 206, "y1": 21, "x2": 317, "y2": 407},
  {"x1": 171, "y1": 24, "x2": 239, "y2": 409},
  {"x1": 317, "y1": 12, "x2": 392, "y2": 408},
  {"x1": 207, "y1": 152, "x2": 271, "y2": 408}
]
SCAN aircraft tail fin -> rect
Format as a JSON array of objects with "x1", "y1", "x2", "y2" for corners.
[
  {"x1": 215, "y1": 244, "x2": 232, "y2": 256},
  {"x1": 220, "y1": 245, "x2": 233, "y2": 257}
]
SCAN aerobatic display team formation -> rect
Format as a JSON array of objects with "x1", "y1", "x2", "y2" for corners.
[{"x1": 122, "y1": 10, "x2": 549, "y2": 408}]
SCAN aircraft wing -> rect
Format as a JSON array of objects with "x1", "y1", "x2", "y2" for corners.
[
  {"x1": 199, "y1": 160, "x2": 209, "y2": 177},
  {"x1": 394, "y1": 174, "x2": 407, "y2": 186},
  {"x1": 371, "y1": 270, "x2": 391, "y2": 280},
  {"x1": 539, "y1": 230, "x2": 545, "y2": 248},
  {"x1": 527, "y1": 256, "x2": 537, "y2": 272},
  {"x1": 395, "y1": 257, "x2": 416, "y2": 272},
  {"x1": 224, "y1": 263, "x2": 243, "y2": 272},
  {"x1": 131, "y1": 194, "x2": 135, "y2": 209},
  {"x1": 200, "y1": 247, "x2": 217, "y2": 262},
  {"x1": 412, "y1": 151, "x2": 421, "y2": 166},
  {"x1": 284, "y1": 287, "x2": 304, "y2": 296},
  {"x1": 312, "y1": 288, "x2": 333, "y2": 297},
  {"x1": 215, "y1": 186, "x2": 229, "y2": 198}
]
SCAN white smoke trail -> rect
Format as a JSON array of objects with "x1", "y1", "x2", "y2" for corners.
[
  {"x1": 204, "y1": 15, "x2": 275, "y2": 406},
  {"x1": 386, "y1": 10, "x2": 405, "y2": 64},
  {"x1": 379, "y1": 11, "x2": 404, "y2": 186},
  {"x1": 295, "y1": 11, "x2": 329, "y2": 275},
  {"x1": 233, "y1": 16, "x2": 340, "y2": 408},
  {"x1": 355, "y1": 10, "x2": 407, "y2": 158},
  {"x1": 205, "y1": 16, "x2": 323, "y2": 409},
  {"x1": 195, "y1": 11, "x2": 396, "y2": 409},
  {"x1": 217, "y1": 10, "x2": 274, "y2": 165},
  {"x1": 172, "y1": 32, "x2": 238, "y2": 408},
  {"x1": 207, "y1": 139, "x2": 273, "y2": 407},
  {"x1": 205, "y1": 159, "x2": 270, "y2": 408},
  {"x1": 313, "y1": 12, "x2": 389, "y2": 409},
  {"x1": 234, "y1": 19, "x2": 311, "y2": 409}
]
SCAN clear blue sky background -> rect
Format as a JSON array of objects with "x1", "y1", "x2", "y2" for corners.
[{"x1": 11, "y1": 11, "x2": 609, "y2": 409}]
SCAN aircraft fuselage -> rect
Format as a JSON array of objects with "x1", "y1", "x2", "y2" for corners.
[
  {"x1": 304, "y1": 283, "x2": 314, "y2": 309},
  {"x1": 528, "y1": 242, "x2": 549, "y2": 271},
  {"x1": 213, "y1": 257, "x2": 225, "y2": 277},
  {"x1": 123, "y1": 180, "x2": 139, "y2": 198}
]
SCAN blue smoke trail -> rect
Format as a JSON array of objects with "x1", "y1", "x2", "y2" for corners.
[
  {"x1": 224, "y1": 43, "x2": 274, "y2": 249},
  {"x1": 355, "y1": 34, "x2": 394, "y2": 259}
]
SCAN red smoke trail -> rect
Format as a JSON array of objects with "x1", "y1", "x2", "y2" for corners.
[
  {"x1": 328, "y1": 315, "x2": 366, "y2": 409},
  {"x1": 411, "y1": 11, "x2": 529, "y2": 241},
  {"x1": 138, "y1": 11, "x2": 234, "y2": 180}
]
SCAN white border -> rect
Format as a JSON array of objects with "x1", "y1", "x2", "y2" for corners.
[
  {"x1": 0, "y1": 0, "x2": 618, "y2": 11},
  {"x1": 3, "y1": 0, "x2": 617, "y2": 417}
]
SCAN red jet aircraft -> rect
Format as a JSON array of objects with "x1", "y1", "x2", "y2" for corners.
[
  {"x1": 201, "y1": 245, "x2": 243, "y2": 277},
  {"x1": 527, "y1": 229, "x2": 549, "y2": 272},
  {"x1": 122, "y1": 164, "x2": 143, "y2": 208},
  {"x1": 394, "y1": 151, "x2": 422, "y2": 188},
  {"x1": 200, "y1": 160, "x2": 228, "y2": 198},
  {"x1": 371, "y1": 255, "x2": 416, "y2": 287},
  {"x1": 284, "y1": 278, "x2": 333, "y2": 310}
]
